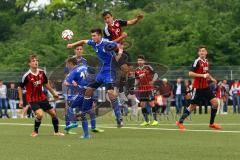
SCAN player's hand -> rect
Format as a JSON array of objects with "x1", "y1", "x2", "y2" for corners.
[
  {"x1": 203, "y1": 73, "x2": 210, "y2": 78},
  {"x1": 72, "y1": 81, "x2": 78, "y2": 87},
  {"x1": 53, "y1": 94, "x2": 59, "y2": 101},
  {"x1": 19, "y1": 100, "x2": 23, "y2": 108},
  {"x1": 137, "y1": 14, "x2": 144, "y2": 20},
  {"x1": 67, "y1": 44, "x2": 74, "y2": 48},
  {"x1": 122, "y1": 32, "x2": 128, "y2": 38}
]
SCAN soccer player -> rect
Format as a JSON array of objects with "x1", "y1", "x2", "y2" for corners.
[
  {"x1": 102, "y1": 11, "x2": 144, "y2": 98},
  {"x1": 67, "y1": 28, "x2": 123, "y2": 128},
  {"x1": 18, "y1": 54, "x2": 64, "y2": 137},
  {"x1": 135, "y1": 55, "x2": 158, "y2": 126},
  {"x1": 176, "y1": 46, "x2": 222, "y2": 130},
  {"x1": 64, "y1": 45, "x2": 87, "y2": 134},
  {"x1": 64, "y1": 57, "x2": 104, "y2": 139}
]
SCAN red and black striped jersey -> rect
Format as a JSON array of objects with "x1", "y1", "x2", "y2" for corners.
[
  {"x1": 135, "y1": 65, "x2": 154, "y2": 92},
  {"x1": 19, "y1": 69, "x2": 48, "y2": 103},
  {"x1": 103, "y1": 19, "x2": 128, "y2": 41},
  {"x1": 190, "y1": 58, "x2": 209, "y2": 89}
]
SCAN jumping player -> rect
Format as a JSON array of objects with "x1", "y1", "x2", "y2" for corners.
[
  {"x1": 102, "y1": 11, "x2": 144, "y2": 97},
  {"x1": 135, "y1": 55, "x2": 158, "y2": 126},
  {"x1": 67, "y1": 28, "x2": 123, "y2": 128},
  {"x1": 18, "y1": 54, "x2": 64, "y2": 137},
  {"x1": 176, "y1": 46, "x2": 222, "y2": 130}
]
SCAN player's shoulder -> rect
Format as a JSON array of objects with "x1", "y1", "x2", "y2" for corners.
[
  {"x1": 21, "y1": 70, "x2": 31, "y2": 82},
  {"x1": 144, "y1": 64, "x2": 154, "y2": 70},
  {"x1": 192, "y1": 57, "x2": 201, "y2": 67}
]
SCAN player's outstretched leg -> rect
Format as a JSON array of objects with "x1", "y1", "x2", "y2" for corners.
[
  {"x1": 209, "y1": 98, "x2": 222, "y2": 129},
  {"x1": 47, "y1": 109, "x2": 64, "y2": 136},
  {"x1": 176, "y1": 104, "x2": 196, "y2": 130},
  {"x1": 64, "y1": 107, "x2": 78, "y2": 134},
  {"x1": 151, "y1": 105, "x2": 159, "y2": 126}
]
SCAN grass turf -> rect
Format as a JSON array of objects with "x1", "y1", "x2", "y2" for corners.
[{"x1": 0, "y1": 112, "x2": 240, "y2": 160}]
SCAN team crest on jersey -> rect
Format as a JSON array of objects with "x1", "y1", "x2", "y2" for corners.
[{"x1": 33, "y1": 80, "x2": 41, "y2": 87}]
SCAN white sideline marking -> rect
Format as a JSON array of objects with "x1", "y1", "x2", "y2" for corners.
[{"x1": 0, "y1": 122, "x2": 240, "y2": 134}]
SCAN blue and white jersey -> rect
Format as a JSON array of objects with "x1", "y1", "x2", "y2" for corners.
[
  {"x1": 65, "y1": 65, "x2": 90, "y2": 97},
  {"x1": 87, "y1": 38, "x2": 117, "y2": 73}
]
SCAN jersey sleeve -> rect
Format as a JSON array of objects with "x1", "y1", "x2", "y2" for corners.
[
  {"x1": 43, "y1": 72, "x2": 48, "y2": 84},
  {"x1": 103, "y1": 29, "x2": 112, "y2": 41},
  {"x1": 190, "y1": 60, "x2": 199, "y2": 72},
  {"x1": 118, "y1": 19, "x2": 128, "y2": 27},
  {"x1": 87, "y1": 39, "x2": 95, "y2": 46},
  {"x1": 19, "y1": 75, "x2": 28, "y2": 88},
  {"x1": 66, "y1": 71, "x2": 75, "y2": 84}
]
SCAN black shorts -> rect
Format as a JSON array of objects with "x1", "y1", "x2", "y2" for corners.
[
  {"x1": 29, "y1": 99, "x2": 53, "y2": 112},
  {"x1": 117, "y1": 51, "x2": 130, "y2": 66},
  {"x1": 88, "y1": 81, "x2": 115, "y2": 90},
  {"x1": 137, "y1": 91, "x2": 154, "y2": 102},
  {"x1": 191, "y1": 87, "x2": 215, "y2": 106}
]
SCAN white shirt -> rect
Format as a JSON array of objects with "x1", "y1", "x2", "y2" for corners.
[
  {"x1": 0, "y1": 84, "x2": 7, "y2": 99},
  {"x1": 176, "y1": 83, "x2": 181, "y2": 95}
]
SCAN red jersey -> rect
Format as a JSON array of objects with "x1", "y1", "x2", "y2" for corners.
[
  {"x1": 191, "y1": 58, "x2": 209, "y2": 89},
  {"x1": 135, "y1": 65, "x2": 154, "y2": 92},
  {"x1": 20, "y1": 69, "x2": 48, "y2": 103},
  {"x1": 103, "y1": 19, "x2": 128, "y2": 41}
]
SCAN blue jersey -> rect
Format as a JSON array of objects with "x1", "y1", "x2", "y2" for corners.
[
  {"x1": 66, "y1": 65, "x2": 91, "y2": 96},
  {"x1": 87, "y1": 38, "x2": 116, "y2": 72},
  {"x1": 87, "y1": 38, "x2": 117, "y2": 84}
]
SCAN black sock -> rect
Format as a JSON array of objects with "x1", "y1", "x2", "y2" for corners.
[
  {"x1": 179, "y1": 109, "x2": 191, "y2": 123},
  {"x1": 34, "y1": 118, "x2": 41, "y2": 133},
  {"x1": 52, "y1": 117, "x2": 59, "y2": 133},
  {"x1": 210, "y1": 107, "x2": 217, "y2": 125},
  {"x1": 119, "y1": 76, "x2": 126, "y2": 93},
  {"x1": 141, "y1": 108, "x2": 149, "y2": 122},
  {"x1": 152, "y1": 106, "x2": 158, "y2": 121}
]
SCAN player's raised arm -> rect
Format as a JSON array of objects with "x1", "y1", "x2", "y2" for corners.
[
  {"x1": 127, "y1": 14, "x2": 144, "y2": 26},
  {"x1": 67, "y1": 40, "x2": 88, "y2": 48}
]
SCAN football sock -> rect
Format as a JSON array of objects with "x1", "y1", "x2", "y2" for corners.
[
  {"x1": 179, "y1": 108, "x2": 191, "y2": 123},
  {"x1": 52, "y1": 117, "x2": 59, "y2": 133},
  {"x1": 141, "y1": 108, "x2": 149, "y2": 122},
  {"x1": 210, "y1": 107, "x2": 217, "y2": 125},
  {"x1": 34, "y1": 117, "x2": 41, "y2": 133}
]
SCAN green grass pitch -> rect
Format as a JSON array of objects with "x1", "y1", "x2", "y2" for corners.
[{"x1": 0, "y1": 112, "x2": 240, "y2": 160}]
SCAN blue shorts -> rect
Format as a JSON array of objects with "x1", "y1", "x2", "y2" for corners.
[
  {"x1": 96, "y1": 70, "x2": 116, "y2": 84},
  {"x1": 69, "y1": 95, "x2": 92, "y2": 112}
]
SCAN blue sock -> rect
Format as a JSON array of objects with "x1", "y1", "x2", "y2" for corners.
[
  {"x1": 89, "y1": 111, "x2": 96, "y2": 130},
  {"x1": 65, "y1": 107, "x2": 74, "y2": 126},
  {"x1": 111, "y1": 98, "x2": 122, "y2": 123},
  {"x1": 82, "y1": 120, "x2": 89, "y2": 137}
]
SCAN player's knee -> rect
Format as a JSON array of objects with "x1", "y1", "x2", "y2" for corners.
[
  {"x1": 107, "y1": 90, "x2": 117, "y2": 100},
  {"x1": 210, "y1": 98, "x2": 218, "y2": 108},
  {"x1": 35, "y1": 111, "x2": 44, "y2": 119}
]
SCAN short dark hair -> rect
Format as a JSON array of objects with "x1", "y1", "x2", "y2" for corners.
[
  {"x1": 102, "y1": 11, "x2": 112, "y2": 17},
  {"x1": 198, "y1": 45, "x2": 207, "y2": 52},
  {"x1": 28, "y1": 54, "x2": 38, "y2": 63},
  {"x1": 66, "y1": 57, "x2": 77, "y2": 66},
  {"x1": 90, "y1": 28, "x2": 102, "y2": 35},
  {"x1": 137, "y1": 55, "x2": 145, "y2": 60}
]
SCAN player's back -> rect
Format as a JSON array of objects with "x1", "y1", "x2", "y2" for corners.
[{"x1": 191, "y1": 58, "x2": 209, "y2": 89}]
